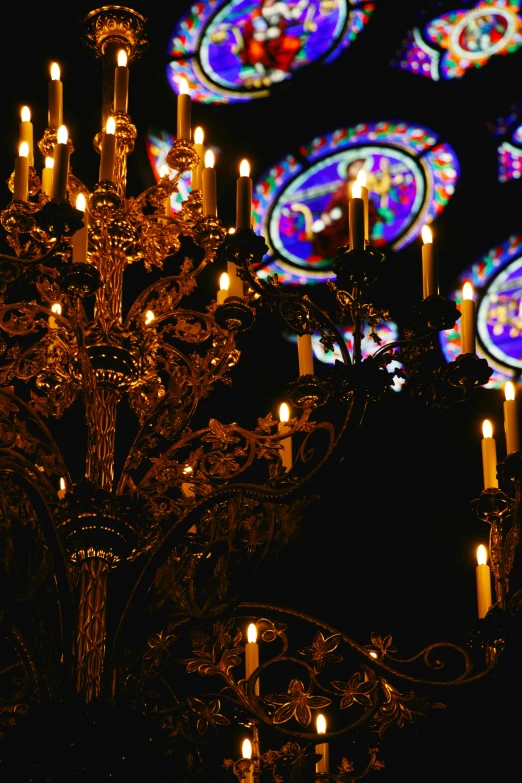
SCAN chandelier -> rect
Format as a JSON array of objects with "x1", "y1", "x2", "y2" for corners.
[{"x1": 0, "y1": 6, "x2": 519, "y2": 781}]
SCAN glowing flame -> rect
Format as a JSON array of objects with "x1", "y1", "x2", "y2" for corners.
[
  {"x1": 76, "y1": 193, "x2": 86, "y2": 212},
  {"x1": 179, "y1": 77, "x2": 189, "y2": 95},
  {"x1": 45, "y1": 156, "x2": 54, "y2": 169},
  {"x1": 219, "y1": 273, "x2": 229, "y2": 291},
  {"x1": 482, "y1": 419, "x2": 493, "y2": 439},
  {"x1": 51, "y1": 303, "x2": 62, "y2": 315},
  {"x1": 19, "y1": 142, "x2": 29, "y2": 158},
  {"x1": 421, "y1": 225, "x2": 433, "y2": 244},
  {"x1": 505, "y1": 381, "x2": 516, "y2": 401},
  {"x1": 117, "y1": 49, "x2": 128, "y2": 67},
  {"x1": 279, "y1": 403, "x2": 290, "y2": 423},
  {"x1": 57, "y1": 125, "x2": 68, "y2": 144},
  {"x1": 183, "y1": 465, "x2": 193, "y2": 475},
  {"x1": 247, "y1": 623, "x2": 257, "y2": 643},
  {"x1": 194, "y1": 126, "x2": 204, "y2": 145},
  {"x1": 316, "y1": 714, "x2": 327, "y2": 734},
  {"x1": 228, "y1": 227, "x2": 236, "y2": 234},
  {"x1": 50, "y1": 62, "x2": 60, "y2": 81},
  {"x1": 159, "y1": 164, "x2": 170, "y2": 179},
  {"x1": 239, "y1": 159, "x2": 250, "y2": 177},
  {"x1": 463, "y1": 282, "x2": 473, "y2": 301},
  {"x1": 242, "y1": 739, "x2": 252, "y2": 759},
  {"x1": 369, "y1": 651, "x2": 378, "y2": 659},
  {"x1": 204, "y1": 150, "x2": 215, "y2": 168},
  {"x1": 356, "y1": 169, "x2": 366, "y2": 187},
  {"x1": 21, "y1": 106, "x2": 31, "y2": 122},
  {"x1": 351, "y1": 182, "x2": 362, "y2": 199},
  {"x1": 477, "y1": 544, "x2": 488, "y2": 566},
  {"x1": 106, "y1": 116, "x2": 116, "y2": 135},
  {"x1": 59, "y1": 477, "x2": 66, "y2": 491},
  {"x1": 144, "y1": 309, "x2": 155, "y2": 325}
]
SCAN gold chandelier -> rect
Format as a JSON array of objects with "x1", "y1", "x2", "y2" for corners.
[{"x1": 0, "y1": 5, "x2": 519, "y2": 781}]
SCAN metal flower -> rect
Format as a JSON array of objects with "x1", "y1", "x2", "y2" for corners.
[
  {"x1": 332, "y1": 671, "x2": 376, "y2": 709},
  {"x1": 186, "y1": 697, "x2": 230, "y2": 735},
  {"x1": 298, "y1": 631, "x2": 343, "y2": 672},
  {"x1": 266, "y1": 679, "x2": 331, "y2": 727}
]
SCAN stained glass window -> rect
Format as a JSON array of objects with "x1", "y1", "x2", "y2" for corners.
[
  {"x1": 167, "y1": 0, "x2": 374, "y2": 104},
  {"x1": 253, "y1": 121, "x2": 459, "y2": 285},
  {"x1": 439, "y1": 234, "x2": 522, "y2": 388},
  {"x1": 393, "y1": 1, "x2": 522, "y2": 81},
  {"x1": 498, "y1": 122, "x2": 522, "y2": 182}
]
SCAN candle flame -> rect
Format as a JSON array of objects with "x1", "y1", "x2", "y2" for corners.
[
  {"x1": 45, "y1": 156, "x2": 54, "y2": 169},
  {"x1": 19, "y1": 141, "x2": 29, "y2": 158},
  {"x1": 76, "y1": 193, "x2": 86, "y2": 212},
  {"x1": 316, "y1": 714, "x2": 327, "y2": 734},
  {"x1": 204, "y1": 150, "x2": 215, "y2": 168},
  {"x1": 229, "y1": 227, "x2": 236, "y2": 234},
  {"x1": 57, "y1": 125, "x2": 68, "y2": 144},
  {"x1": 356, "y1": 169, "x2": 367, "y2": 187},
  {"x1": 59, "y1": 477, "x2": 66, "y2": 491},
  {"x1": 482, "y1": 419, "x2": 493, "y2": 439},
  {"x1": 239, "y1": 159, "x2": 250, "y2": 177},
  {"x1": 219, "y1": 273, "x2": 229, "y2": 292},
  {"x1": 369, "y1": 650, "x2": 378, "y2": 659},
  {"x1": 144, "y1": 309, "x2": 155, "y2": 325},
  {"x1": 51, "y1": 303, "x2": 62, "y2": 315},
  {"x1": 351, "y1": 182, "x2": 362, "y2": 199},
  {"x1": 194, "y1": 126, "x2": 204, "y2": 145},
  {"x1": 106, "y1": 116, "x2": 116, "y2": 135},
  {"x1": 21, "y1": 106, "x2": 31, "y2": 122},
  {"x1": 50, "y1": 62, "x2": 60, "y2": 81},
  {"x1": 505, "y1": 381, "x2": 516, "y2": 401},
  {"x1": 117, "y1": 49, "x2": 128, "y2": 67},
  {"x1": 462, "y1": 282, "x2": 473, "y2": 301},
  {"x1": 159, "y1": 164, "x2": 170, "y2": 179},
  {"x1": 183, "y1": 465, "x2": 193, "y2": 475},
  {"x1": 179, "y1": 77, "x2": 189, "y2": 95},
  {"x1": 477, "y1": 544, "x2": 488, "y2": 566},
  {"x1": 247, "y1": 623, "x2": 257, "y2": 643},
  {"x1": 279, "y1": 402, "x2": 290, "y2": 423},
  {"x1": 242, "y1": 739, "x2": 252, "y2": 759},
  {"x1": 421, "y1": 225, "x2": 433, "y2": 244}
]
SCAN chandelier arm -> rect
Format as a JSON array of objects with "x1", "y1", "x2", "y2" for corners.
[{"x1": 123, "y1": 272, "x2": 208, "y2": 329}]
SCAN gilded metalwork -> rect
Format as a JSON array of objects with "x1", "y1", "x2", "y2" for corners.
[{"x1": 82, "y1": 6, "x2": 148, "y2": 60}]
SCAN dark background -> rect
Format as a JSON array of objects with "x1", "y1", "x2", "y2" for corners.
[{"x1": 1, "y1": 1, "x2": 521, "y2": 780}]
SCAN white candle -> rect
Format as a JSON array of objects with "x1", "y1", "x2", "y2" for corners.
[
  {"x1": 48, "y1": 62, "x2": 63, "y2": 127},
  {"x1": 421, "y1": 225, "x2": 437, "y2": 298},
  {"x1": 278, "y1": 403, "x2": 292, "y2": 471},
  {"x1": 217, "y1": 272, "x2": 229, "y2": 305},
  {"x1": 349, "y1": 181, "x2": 364, "y2": 251},
  {"x1": 315, "y1": 714, "x2": 329, "y2": 774},
  {"x1": 13, "y1": 142, "x2": 29, "y2": 202},
  {"x1": 72, "y1": 193, "x2": 89, "y2": 263},
  {"x1": 57, "y1": 476, "x2": 66, "y2": 500},
  {"x1": 476, "y1": 544, "x2": 492, "y2": 619},
  {"x1": 242, "y1": 739, "x2": 254, "y2": 783},
  {"x1": 159, "y1": 164, "x2": 172, "y2": 216},
  {"x1": 481, "y1": 419, "x2": 498, "y2": 489},
  {"x1": 245, "y1": 623, "x2": 259, "y2": 695},
  {"x1": 20, "y1": 106, "x2": 34, "y2": 166},
  {"x1": 114, "y1": 49, "x2": 129, "y2": 113},
  {"x1": 236, "y1": 158, "x2": 252, "y2": 230},
  {"x1": 356, "y1": 169, "x2": 369, "y2": 242},
  {"x1": 192, "y1": 126, "x2": 205, "y2": 191},
  {"x1": 504, "y1": 381, "x2": 520, "y2": 454},
  {"x1": 99, "y1": 116, "x2": 116, "y2": 183},
  {"x1": 460, "y1": 282, "x2": 476, "y2": 355},
  {"x1": 202, "y1": 150, "x2": 217, "y2": 217},
  {"x1": 41, "y1": 156, "x2": 54, "y2": 197},
  {"x1": 48, "y1": 302, "x2": 62, "y2": 329},
  {"x1": 177, "y1": 77, "x2": 191, "y2": 141},
  {"x1": 51, "y1": 125, "x2": 70, "y2": 200},
  {"x1": 297, "y1": 333, "x2": 314, "y2": 376}
]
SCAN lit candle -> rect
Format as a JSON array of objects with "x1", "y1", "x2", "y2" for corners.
[
  {"x1": 297, "y1": 334, "x2": 314, "y2": 376},
  {"x1": 504, "y1": 381, "x2": 520, "y2": 454},
  {"x1": 72, "y1": 193, "x2": 89, "y2": 263},
  {"x1": 236, "y1": 158, "x2": 252, "y2": 230},
  {"x1": 177, "y1": 77, "x2": 191, "y2": 141},
  {"x1": 144, "y1": 309, "x2": 155, "y2": 325},
  {"x1": 460, "y1": 282, "x2": 476, "y2": 355},
  {"x1": 41, "y1": 156, "x2": 54, "y2": 197},
  {"x1": 315, "y1": 714, "x2": 329, "y2": 774},
  {"x1": 49, "y1": 62, "x2": 63, "y2": 127},
  {"x1": 99, "y1": 116, "x2": 116, "y2": 183},
  {"x1": 57, "y1": 476, "x2": 66, "y2": 500},
  {"x1": 51, "y1": 125, "x2": 70, "y2": 200},
  {"x1": 476, "y1": 544, "x2": 492, "y2": 619},
  {"x1": 159, "y1": 164, "x2": 171, "y2": 216},
  {"x1": 421, "y1": 225, "x2": 437, "y2": 298},
  {"x1": 20, "y1": 106, "x2": 34, "y2": 166},
  {"x1": 13, "y1": 142, "x2": 29, "y2": 202},
  {"x1": 349, "y1": 181, "x2": 364, "y2": 252},
  {"x1": 217, "y1": 272, "x2": 229, "y2": 305},
  {"x1": 192, "y1": 126, "x2": 205, "y2": 191},
  {"x1": 481, "y1": 419, "x2": 498, "y2": 489},
  {"x1": 48, "y1": 302, "x2": 62, "y2": 329},
  {"x1": 114, "y1": 49, "x2": 129, "y2": 113},
  {"x1": 278, "y1": 403, "x2": 293, "y2": 471},
  {"x1": 242, "y1": 739, "x2": 254, "y2": 783},
  {"x1": 245, "y1": 623, "x2": 260, "y2": 695},
  {"x1": 202, "y1": 150, "x2": 217, "y2": 217},
  {"x1": 356, "y1": 169, "x2": 369, "y2": 242}
]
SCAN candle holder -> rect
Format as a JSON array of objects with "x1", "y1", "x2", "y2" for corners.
[
  {"x1": 165, "y1": 138, "x2": 199, "y2": 173},
  {"x1": 58, "y1": 262, "x2": 102, "y2": 298},
  {"x1": 411, "y1": 294, "x2": 460, "y2": 334},
  {"x1": 214, "y1": 296, "x2": 256, "y2": 332}
]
